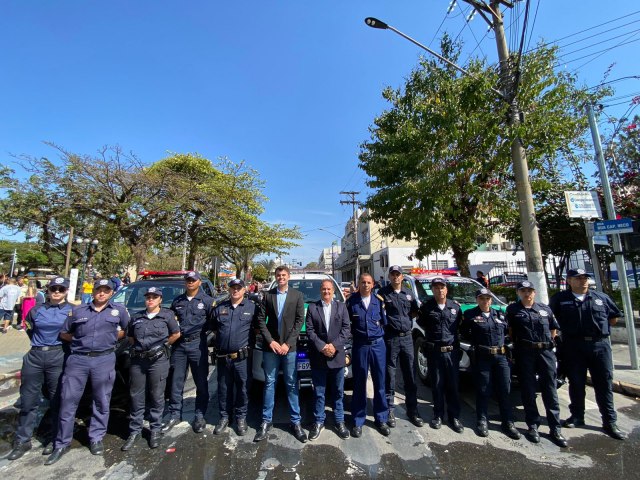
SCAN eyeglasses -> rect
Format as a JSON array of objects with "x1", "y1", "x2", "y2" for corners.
[{"x1": 49, "y1": 286, "x2": 67, "y2": 293}]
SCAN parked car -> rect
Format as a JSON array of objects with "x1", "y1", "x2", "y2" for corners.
[
  {"x1": 612, "y1": 272, "x2": 640, "y2": 290},
  {"x1": 251, "y1": 273, "x2": 351, "y2": 389},
  {"x1": 489, "y1": 272, "x2": 528, "y2": 288}
]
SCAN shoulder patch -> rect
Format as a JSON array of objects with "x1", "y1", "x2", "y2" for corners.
[{"x1": 375, "y1": 294, "x2": 384, "y2": 302}]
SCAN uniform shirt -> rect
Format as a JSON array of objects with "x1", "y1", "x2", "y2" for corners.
[
  {"x1": 461, "y1": 306, "x2": 507, "y2": 348},
  {"x1": 212, "y1": 299, "x2": 258, "y2": 353},
  {"x1": 128, "y1": 307, "x2": 179, "y2": 352},
  {"x1": 506, "y1": 301, "x2": 559, "y2": 344},
  {"x1": 0, "y1": 284, "x2": 22, "y2": 310},
  {"x1": 62, "y1": 301, "x2": 130, "y2": 353},
  {"x1": 346, "y1": 292, "x2": 387, "y2": 341},
  {"x1": 549, "y1": 289, "x2": 621, "y2": 339},
  {"x1": 25, "y1": 302, "x2": 73, "y2": 347},
  {"x1": 378, "y1": 284, "x2": 418, "y2": 333},
  {"x1": 417, "y1": 298, "x2": 461, "y2": 345},
  {"x1": 170, "y1": 288, "x2": 215, "y2": 337}
]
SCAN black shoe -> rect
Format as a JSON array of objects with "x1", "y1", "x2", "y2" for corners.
[
  {"x1": 550, "y1": 428, "x2": 568, "y2": 447},
  {"x1": 501, "y1": 422, "x2": 521, "y2": 440},
  {"x1": 603, "y1": 423, "x2": 627, "y2": 440},
  {"x1": 387, "y1": 410, "x2": 396, "y2": 428},
  {"x1": 121, "y1": 434, "x2": 139, "y2": 451},
  {"x1": 90, "y1": 440, "x2": 104, "y2": 455},
  {"x1": 375, "y1": 421, "x2": 391, "y2": 436},
  {"x1": 193, "y1": 417, "x2": 206, "y2": 434},
  {"x1": 336, "y1": 422, "x2": 350, "y2": 439},
  {"x1": 450, "y1": 418, "x2": 464, "y2": 433},
  {"x1": 351, "y1": 425, "x2": 362, "y2": 438},
  {"x1": 42, "y1": 442, "x2": 54, "y2": 456},
  {"x1": 253, "y1": 421, "x2": 272, "y2": 442},
  {"x1": 408, "y1": 412, "x2": 425, "y2": 428},
  {"x1": 526, "y1": 426, "x2": 540, "y2": 444},
  {"x1": 562, "y1": 416, "x2": 585, "y2": 428},
  {"x1": 45, "y1": 446, "x2": 69, "y2": 465},
  {"x1": 430, "y1": 417, "x2": 442, "y2": 429},
  {"x1": 161, "y1": 418, "x2": 180, "y2": 434},
  {"x1": 214, "y1": 417, "x2": 229, "y2": 435},
  {"x1": 292, "y1": 423, "x2": 308, "y2": 443},
  {"x1": 7, "y1": 441, "x2": 32, "y2": 460},
  {"x1": 308, "y1": 423, "x2": 324, "y2": 441},
  {"x1": 477, "y1": 420, "x2": 489, "y2": 437},
  {"x1": 236, "y1": 418, "x2": 248, "y2": 436},
  {"x1": 149, "y1": 431, "x2": 161, "y2": 449}
]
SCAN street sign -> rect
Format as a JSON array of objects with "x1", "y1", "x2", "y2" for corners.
[
  {"x1": 593, "y1": 218, "x2": 634, "y2": 235},
  {"x1": 564, "y1": 191, "x2": 603, "y2": 218}
]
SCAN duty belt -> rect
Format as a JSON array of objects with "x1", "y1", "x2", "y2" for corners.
[
  {"x1": 356, "y1": 336, "x2": 383, "y2": 345},
  {"x1": 217, "y1": 346, "x2": 249, "y2": 360},
  {"x1": 31, "y1": 345, "x2": 63, "y2": 352},
  {"x1": 387, "y1": 329, "x2": 410, "y2": 337},
  {"x1": 580, "y1": 336, "x2": 606, "y2": 342},
  {"x1": 131, "y1": 345, "x2": 165, "y2": 359},
  {"x1": 74, "y1": 348, "x2": 115, "y2": 357},
  {"x1": 478, "y1": 345, "x2": 505, "y2": 355},
  {"x1": 519, "y1": 340, "x2": 552, "y2": 350},
  {"x1": 426, "y1": 342, "x2": 454, "y2": 352},
  {"x1": 182, "y1": 332, "x2": 202, "y2": 343}
]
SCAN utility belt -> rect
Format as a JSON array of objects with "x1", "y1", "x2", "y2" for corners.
[
  {"x1": 425, "y1": 342, "x2": 455, "y2": 353},
  {"x1": 354, "y1": 336, "x2": 383, "y2": 345},
  {"x1": 386, "y1": 328, "x2": 411, "y2": 338},
  {"x1": 182, "y1": 332, "x2": 202, "y2": 343},
  {"x1": 518, "y1": 339, "x2": 553, "y2": 350},
  {"x1": 216, "y1": 345, "x2": 250, "y2": 361},
  {"x1": 477, "y1": 345, "x2": 505, "y2": 355},
  {"x1": 74, "y1": 348, "x2": 115, "y2": 357},
  {"x1": 131, "y1": 345, "x2": 167, "y2": 361},
  {"x1": 566, "y1": 335, "x2": 607, "y2": 342},
  {"x1": 31, "y1": 345, "x2": 63, "y2": 352}
]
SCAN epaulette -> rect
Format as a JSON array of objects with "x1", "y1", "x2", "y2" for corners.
[{"x1": 376, "y1": 294, "x2": 384, "y2": 302}]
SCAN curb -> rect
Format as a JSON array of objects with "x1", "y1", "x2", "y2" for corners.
[
  {"x1": 0, "y1": 371, "x2": 21, "y2": 391},
  {"x1": 587, "y1": 374, "x2": 640, "y2": 399}
]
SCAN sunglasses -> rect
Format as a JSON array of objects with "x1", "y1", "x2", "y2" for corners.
[{"x1": 49, "y1": 286, "x2": 67, "y2": 293}]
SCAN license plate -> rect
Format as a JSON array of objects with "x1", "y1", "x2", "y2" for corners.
[{"x1": 297, "y1": 361, "x2": 310, "y2": 371}]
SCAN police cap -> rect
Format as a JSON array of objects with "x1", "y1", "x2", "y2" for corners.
[
  {"x1": 144, "y1": 286, "x2": 163, "y2": 296},
  {"x1": 567, "y1": 268, "x2": 591, "y2": 278},
  {"x1": 228, "y1": 278, "x2": 245, "y2": 288},
  {"x1": 516, "y1": 280, "x2": 535, "y2": 290},
  {"x1": 184, "y1": 271, "x2": 202, "y2": 281},
  {"x1": 94, "y1": 278, "x2": 114, "y2": 290},
  {"x1": 430, "y1": 276, "x2": 447, "y2": 286},
  {"x1": 48, "y1": 276, "x2": 70, "y2": 289}
]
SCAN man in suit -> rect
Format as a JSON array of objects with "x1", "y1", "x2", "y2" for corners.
[
  {"x1": 254, "y1": 266, "x2": 307, "y2": 443},
  {"x1": 305, "y1": 279, "x2": 351, "y2": 440}
]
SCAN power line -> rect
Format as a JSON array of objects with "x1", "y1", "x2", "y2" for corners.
[
  {"x1": 524, "y1": 0, "x2": 541, "y2": 52},
  {"x1": 569, "y1": 34, "x2": 640, "y2": 73},
  {"x1": 558, "y1": 27, "x2": 640, "y2": 59}
]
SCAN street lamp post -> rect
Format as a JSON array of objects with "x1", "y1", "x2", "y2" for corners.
[{"x1": 76, "y1": 237, "x2": 99, "y2": 300}]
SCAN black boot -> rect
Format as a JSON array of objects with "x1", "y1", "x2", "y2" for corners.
[
  {"x1": 121, "y1": 434, "x2": 139, "y2": 451},
  {"x1": 7, "y1": 441, "x2": 32, "y2": 460}
]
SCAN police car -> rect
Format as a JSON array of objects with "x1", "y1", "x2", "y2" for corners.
[
  {"x1": 251, "y1": 273, "x2": 351, "y2": 389},
  {"x1": 404, "y1": 271, "x2": 508, "y2": 384}
]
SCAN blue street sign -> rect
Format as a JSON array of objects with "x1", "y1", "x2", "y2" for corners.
[{"x1": 593, "y1": 218, "x2": 634, "y2": 235}]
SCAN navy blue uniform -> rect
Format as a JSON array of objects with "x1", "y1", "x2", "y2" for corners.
[
  {"x1": 549, "y1": 290, "x2": 621, "y2": 426},
  {"x1": 506, "y1": 301, "x2": 561, "y2": 429},
  {"x1": 15, "y1": 302, "x2": 72, "y2": 445},
  {"x1": 128, "y1": 308, "x2": 179, "y2": 434},
  {"x1": 54, "y1": 301, "x2": 130, "y2": 448},
  {"x1": 211, "y1": 299, "x2": 258, "y2": 420},
  {"x1": 461, "y1": 306, "x2": 513, "y2": 423},
  {"x1": 379, "y1": 285, "x2": 420, "y2": 415},
  {"x1": 346, "y1": 293, "x2": 388, "y2": 427},
  {"x1": 167, "y1": 289, "x2": 215, "y2": 421},
  {"x1": 417, "y1": 299, "x2": 462, "y2": 421}
]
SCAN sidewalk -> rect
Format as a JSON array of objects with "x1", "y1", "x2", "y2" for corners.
[
  {"x1": 606, "y1": 342, "x2": 640, "y2": 398},
  {"x1": 0, "y1": 327, "x2": 31, "y2": 392}
]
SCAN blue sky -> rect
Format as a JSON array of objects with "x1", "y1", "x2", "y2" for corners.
[{"x1": 1, "y1": 1, "x2": 638, "y2": 266}]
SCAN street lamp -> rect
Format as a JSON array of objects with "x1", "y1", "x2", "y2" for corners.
[{"x1": 76, "y1": 237, "x2": 99, "y2": 300}]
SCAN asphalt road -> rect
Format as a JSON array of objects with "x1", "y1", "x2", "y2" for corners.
[{"x1": 0, "y1": 368, "x2": 639, "y2": 479}]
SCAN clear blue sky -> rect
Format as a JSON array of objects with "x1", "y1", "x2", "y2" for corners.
[{"x1": 1, "y1": 1, "x2": 638, "y2": 266}]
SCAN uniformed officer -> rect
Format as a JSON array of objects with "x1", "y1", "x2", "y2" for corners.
[
  {"x1": 163, "y1": 271, "x2": 215, "y2": 434},
  {"x1": 45, "y1": 278, "x2": 130, "y2": 465},
  {"x1": 7, "y1": 277, "x2": 72, "y2": 461},
  {"x1": 506, "y1": 281, "x2": 567, "y2": 447},
  {"x1": 346, "y1": 272, "x2": 390, "y2": 438},
  {"x1": 417, "y1": 277, "x2": 463, "y2": 433},
  {"x1": 379, "y1": 265, "x2": 423, "y2": 428},
  {"x1": 211, "y1": 279, "x2": 259, "y2": 436},
  {"x1": 461, "y1": 288, "x2": 520, "y2": 439},
  {"x1": 121, "y1": 287, "x2": 180, "y2": 451},
  {"x1": 549, "y1": 268, "x2": 627, "y2": 440}
]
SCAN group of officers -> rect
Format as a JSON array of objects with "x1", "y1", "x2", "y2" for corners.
[{"x1": 6, "y1": 264, "x2": 628, "y2": 465}]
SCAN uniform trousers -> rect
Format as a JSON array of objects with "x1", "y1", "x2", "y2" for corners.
[
  {"x1": 351, "y1": 337, "x2": 388, "y2": 427},
  {"x1": 129, "y1": 354, "x2": 170, "y2": 434}
]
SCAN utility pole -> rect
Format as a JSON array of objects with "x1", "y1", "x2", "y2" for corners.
[
  {"x1": 340, "y1": 191, "x2": 361, "y2": 283},
  {"x1": 586, "y1": 103, "x2": 638, "y2": 369},
  {"x1": 64, "y1": 226, "x2": 74, "y2": 278},
  {"x1": 462, "y1": 0, "x2": 549, "y2": 302}
]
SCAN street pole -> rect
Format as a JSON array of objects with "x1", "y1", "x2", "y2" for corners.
[
  {"x1": 64, "y1": 226, "x2": 74, "y2": 278},
  {"x1": 9, "y1": 249, "x2": 17, "y2": 277},
  {"x1": 587, "y1": 103, "x2": 638, "y2": 369},
  {"x1": 340, "y1": 191, "x2": 360, "y2": 283},
  {"x1": 584, "y1": 220, "x2": 603, "y2": 291}
]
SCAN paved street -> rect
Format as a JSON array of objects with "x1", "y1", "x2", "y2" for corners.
[{"x1": 0, "y1": 357, "x2": 638, "y2": 480}]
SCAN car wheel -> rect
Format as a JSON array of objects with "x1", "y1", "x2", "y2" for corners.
[{"x1": 414, "y1": 335, "x2": 430, "y2": 385}]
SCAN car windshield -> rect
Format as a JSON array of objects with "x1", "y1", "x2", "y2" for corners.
[
  {"x1": 111, "y1": 282, "x2": 185, "y2": 312},
  {"x1": 418, "y1": 278, "x2": 504, "y2": 305},
  {"x1": 285, "y1": 279, "x2": 345, "y2": 303},
  {"x1": 505, "y1": 274, "x2": 527, "y2": 282}
]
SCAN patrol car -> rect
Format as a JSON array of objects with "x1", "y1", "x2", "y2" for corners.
[
  {"x1": 404, "y1": 272, "x2": 509, "y2": 384},
  {"x1": 251, "y1": 273, "x2": 352, "y2": 389}
]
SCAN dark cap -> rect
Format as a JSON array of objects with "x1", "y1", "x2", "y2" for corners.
[
  {"x1": 567, "y1": 268, "x2": 591, "y2": 278},
  {"x1": 475, "y1": 288, "x2": 491, "y2": 297},
  {"x1": 184, "y1": 271, "x2": 202, "y2": 281},
  {"x1": 516, "y1": 280, "x2": 535, "y2": 290},
  {"x1": 144, "y1": 286, "x2": 163, "y2": 296},
  {"x1": 93, "y1": 278, "x2": 114, "y2": 290},
  {"x1": 48, "y1": 276, "x2": 70, "y2": 289},
  {"x1": 388, "y1": 265, "x2": 403, "y2": 274},
  {"x1": 430, "y1": 276, "x2": 447, "y2": 286},
  {"x1": 228, "y1": 278, "x2": 245, "y2": 288}
]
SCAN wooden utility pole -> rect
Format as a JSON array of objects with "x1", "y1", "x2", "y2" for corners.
[{"x1": 340, "y1": 191, "x2": 361, "y2": 283}]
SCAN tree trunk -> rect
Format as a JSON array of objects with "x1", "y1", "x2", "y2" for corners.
[{"x1": 451, "y1": 246, "x2": 472, "y2": 277}]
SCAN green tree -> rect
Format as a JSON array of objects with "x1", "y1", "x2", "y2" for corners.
[{"x1": 251, "y1": 264, "x2": 268, "y2": 282}]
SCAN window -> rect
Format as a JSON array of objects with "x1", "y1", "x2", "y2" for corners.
[{"x1": 431, "y1": 260, "x2": 448, "y2": 269}]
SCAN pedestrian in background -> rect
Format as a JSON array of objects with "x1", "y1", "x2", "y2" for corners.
[
  {"x1": 549, "y1": 268, "x2": 627, "y2": 441},
  {"x1": 475, "y1": 271, "x2": 489, "y2": 289},
  {"x1": 1, "y1": 277, "x2": 22, "y2": 333},
  {"x1": 81, "y1": 278, "x2": 94, "y2": 304},
  {"x1": 20, "y1": 280, "x2": 41, "y2": 330}
]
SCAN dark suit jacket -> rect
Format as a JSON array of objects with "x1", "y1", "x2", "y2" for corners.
[
  {"x1": 305, "y1": 300, "x2": 351, "y2": 369},
  {"x1": 257, "y1": 287, "x2": 305, "y2": 351}
]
